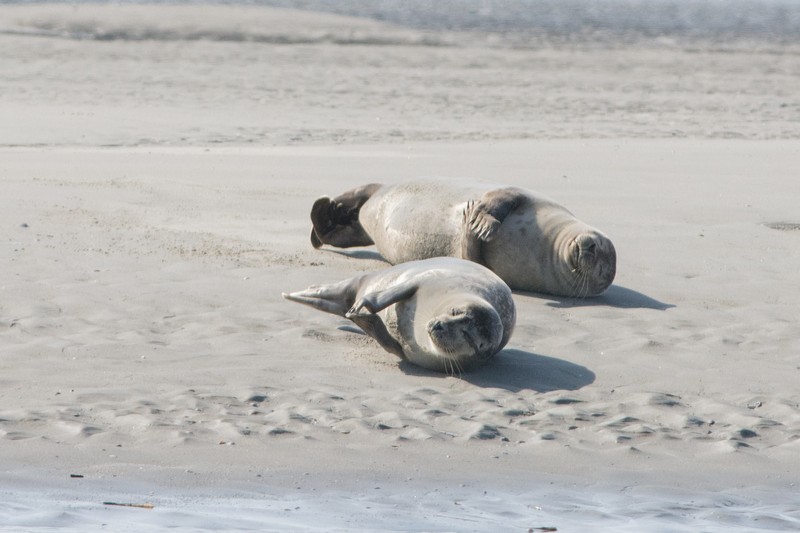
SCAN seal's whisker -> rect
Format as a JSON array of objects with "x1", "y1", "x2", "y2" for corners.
[
  {"x1": 453, "y1": 359, "x2": 464, "y2": 379},
  {"x1": 581, "y1": 272, "x2": 590, "y2": 298},
  {"x1": 447, "y1": 357, "x2": 458, "y2": 377},
  {"x1": 571, "y1": 268, "x2": 589, "y2": 299},
  {"x1": 570, "y1": 268, "x2": 584, "y2": 298}
]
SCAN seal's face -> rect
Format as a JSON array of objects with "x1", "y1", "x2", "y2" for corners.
[
  {"x1": 425, "y1": 304, "x2": 503, "y2": 374},
  {"x1": 566, "y1": 232, "x2": 617, "y2": 297}
]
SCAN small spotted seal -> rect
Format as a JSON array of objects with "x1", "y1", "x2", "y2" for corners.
[
  {"x1": 309, "y1": 179, "x2": 616, "y2": 297},
  {"x1": 283, "y1": 257, "x2": 515, "y2": 374}
]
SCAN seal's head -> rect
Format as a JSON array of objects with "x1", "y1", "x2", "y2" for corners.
[
  {"x1": 420, "y1": 298, "x2": 505, "y2": 374},
  {"x1": 565, "y1": 231, "x2": 617, "y2": 297}
]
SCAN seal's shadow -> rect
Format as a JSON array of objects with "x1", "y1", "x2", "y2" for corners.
[
  {"x1": 519, "y1": 284, "x2": 674, "y2": 311},
  {"x1": 322, "y1": 248, "x2": 389, "y2": 262},
  {"x1": 339, "y1": 326, "x2": 593, "y2": 392},
  {"x1": 399, "y1": 348, "x2": 595, "y2": 393}
]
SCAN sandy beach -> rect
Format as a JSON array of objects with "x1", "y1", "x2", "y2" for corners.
[{"x1": 1, "y1": 3, "x2": 799, "y2": 531}]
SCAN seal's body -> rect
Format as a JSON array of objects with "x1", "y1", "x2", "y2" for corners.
[
  {"x1": 310, "y1": 179, "x2": 616, "y2": 297},
  {"x1": 283, "y1": 257, "x2": 515, "y2": 374}
]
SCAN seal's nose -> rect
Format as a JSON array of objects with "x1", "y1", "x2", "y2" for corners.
[
  {"x1": 577, "y1": 235, "x2": 597, "y2": 255},
  {"x1": 429, "y1": 320, "x2": 444, "y2": 333}
]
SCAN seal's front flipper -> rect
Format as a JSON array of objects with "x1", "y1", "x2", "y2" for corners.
[
  {"x1": 466, "y1": 204, "x2": 501, "y2": 242},
  {"x1": 347, "y1": 313, "x2": 406, "y2": 359},
  {"x1": 343, "y1": 279, "x2": 418, "y2": 358},
  {"x1": 309, "y1": 183, "x2": 382, "y2": 249},
  {"x1": 345, "y1": 280, "x2": 419, "y2": 317},
  {"x1": 466, "y1": 187, "x2": 528, "y2": 242},
  {"x1": 460, "y1": 200, "x2": 486, "y2": 265}
]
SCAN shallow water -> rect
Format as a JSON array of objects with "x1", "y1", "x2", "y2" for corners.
[
  {"x1": 251, "y1": 0, "x2": 800, "y2": 40},
  {"x1": 3, "y1": 0, "x2": 800, "y2": 43}
]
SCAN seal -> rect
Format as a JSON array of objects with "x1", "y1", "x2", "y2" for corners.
[
  {"x1": 283, "y1": 257, "x2": 516, "y2": 374},
  {"x1": 309, "y1": 179, "x2": 616, "y2": 297}
]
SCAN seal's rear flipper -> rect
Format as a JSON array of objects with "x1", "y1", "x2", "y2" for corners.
[
  {"x1": 310, "y1": 228, "x2": 323, "y2": 249},
  {"x1": 309, "y1": 183, "x2": 382, "y2": 249},
  {"x1": 282, "y1": 277, "x2": 362, "y2": 317},
  {"x1": 283, "y1": 290, "x2": 350, "y2": 316}
]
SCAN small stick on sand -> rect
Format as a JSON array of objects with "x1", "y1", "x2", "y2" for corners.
[{"x1": 103, "y1": 501, "x2": 154, "y2": 509}]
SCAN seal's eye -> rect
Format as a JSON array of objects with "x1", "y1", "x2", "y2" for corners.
[{"x1": 450, "y1": 308, "x2": 464, "y2": 316}]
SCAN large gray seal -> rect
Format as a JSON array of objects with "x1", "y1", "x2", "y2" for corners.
[
  {"x1": 309, "y1": 179, "x2": 616, "y2": 297},
  {"x1": 283, "y1": 257, "x2": 516, "y2": 374}
]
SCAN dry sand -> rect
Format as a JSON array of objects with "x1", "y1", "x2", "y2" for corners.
[{"x1": 1, "y1": 4, "x2": 799, "y2": 532}]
